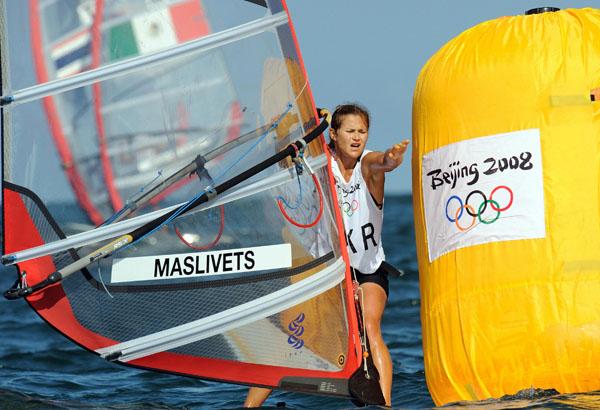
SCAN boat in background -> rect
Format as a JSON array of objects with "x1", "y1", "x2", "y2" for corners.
[{"x1": 30, "y1": 0, "x2": 241, "y2": 226}]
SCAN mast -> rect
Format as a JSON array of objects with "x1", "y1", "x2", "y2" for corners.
[{"x1": 0, "y1": 0, "x2": 8, "y2": 254}]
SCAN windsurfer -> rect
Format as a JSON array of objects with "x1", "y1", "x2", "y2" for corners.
[{"x1": 244, "y1": 103, "x2": 409, "y2": 407}]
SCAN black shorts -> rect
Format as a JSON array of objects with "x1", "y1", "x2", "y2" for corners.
[{"x1": 353, "y1": 262, "x2": 390, "y2": 298}]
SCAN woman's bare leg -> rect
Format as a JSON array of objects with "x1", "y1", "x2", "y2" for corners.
[
  {"x1": 244, "y1": 387, "x2": 272, "y2": 408},
  {"x1": 360, "y1": 282, "x2": 392, "y2": 406}
]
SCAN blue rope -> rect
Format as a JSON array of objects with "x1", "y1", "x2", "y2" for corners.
[
  {"x1": 277, "y1": 144, "x2": 307, "y2": 210},
  {"x1": 102, "y1": 170, "x2": 163, "y2": 226},
  {"x1": 115, "y1": 103, "x2": 294, "y2": 255},
  {"x1": 277, "y1": 171, "x2": 303, "y2": 209}
]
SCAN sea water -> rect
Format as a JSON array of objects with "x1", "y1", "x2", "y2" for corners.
[{"x1": 0, "y1": 195, "x2": 599, "y2": 409}]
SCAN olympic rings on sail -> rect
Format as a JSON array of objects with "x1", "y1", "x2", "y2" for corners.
[
  {"x1": 287, "y1": 313, "x2": 305, "y2": 349},
  {"x1": 445, "y1": 185, "x2": 513, "y2": 231}
]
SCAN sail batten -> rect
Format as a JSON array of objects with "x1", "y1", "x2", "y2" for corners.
[
  {"x1": 3, "y1": 154, "x2": 328, "y2": 265},
  {"x1": 1, "y1": 12, "x2": 288, "y2": 106},
  {"x1": 97, "y1": 257, "x2": 345, "y2": 362}
]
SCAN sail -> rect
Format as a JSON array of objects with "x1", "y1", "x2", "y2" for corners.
[
  {"x1": 27, "y1": 0, "x2": 241, "y2": 226},
  {"x1": 1, "y1": 0, "x2": 368, "y2": 399}
]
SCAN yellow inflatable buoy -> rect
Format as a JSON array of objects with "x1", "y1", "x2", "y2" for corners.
[{"x1": 412, "y1": 7, "x2": 600, "y2": 406}]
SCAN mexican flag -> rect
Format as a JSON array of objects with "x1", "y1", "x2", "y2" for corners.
[
  {"x1": 109, "y1": 0, "x2": 210, "y2": 61},
  {"x1": 51, "y1": 1, "x2": 210, "y2": 78}
]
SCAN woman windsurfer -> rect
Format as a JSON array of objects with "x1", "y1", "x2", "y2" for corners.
[{"x1": 244, "y1": 103, "x2": 409, "y2": 408}]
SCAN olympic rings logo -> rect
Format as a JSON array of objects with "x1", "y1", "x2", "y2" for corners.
[
  {"x1": 287, "y1": 313, "x2": 305, "y2": 349},
  {"x1": 445, "y1": 185, "x2": 514, "y2": 231},
  {"x1": 342, "y1": 200, "x2": 359, "y2": 217}
]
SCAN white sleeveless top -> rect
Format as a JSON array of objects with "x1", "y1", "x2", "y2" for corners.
[{"x1": 330, "y1": 149, "x2": 385, "y2": 274}]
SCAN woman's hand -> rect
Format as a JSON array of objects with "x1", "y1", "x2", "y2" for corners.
[
  {"x1": 381, "y1": 140, "x2": 410, "y2": 171},
  {"x1": 362, "y1": 139, "x2": 410, "y2": 204}
]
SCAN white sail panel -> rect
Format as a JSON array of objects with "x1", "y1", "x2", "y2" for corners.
[{"x1": 0, "y1": 0, "x2": 373, "y2": 402}]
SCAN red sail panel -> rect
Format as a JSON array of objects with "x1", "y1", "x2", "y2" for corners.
[
  {"x1": 3, "y1": 187, "x2": 116, "y2": 350},
  {"x1": 29, "y1": 0, "x2": 105, "y2": 225}
]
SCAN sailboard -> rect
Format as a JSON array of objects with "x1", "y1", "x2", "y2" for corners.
[{"x1": 0, "y1": 0, "x2": 383, "y2": 404}]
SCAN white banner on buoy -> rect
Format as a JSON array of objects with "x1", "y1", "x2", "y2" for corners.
[{"x1": 422, "y1": 129, "x2": 546, "y2": 262}]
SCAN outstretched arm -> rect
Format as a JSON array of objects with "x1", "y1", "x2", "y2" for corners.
[{"x1": 362, "y1": 140, "x2": 410, "y2": 204}]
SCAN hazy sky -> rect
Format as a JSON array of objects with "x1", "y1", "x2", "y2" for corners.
[{"x1": 285, "y1": 1, "x2": 598, "y2": 194}]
